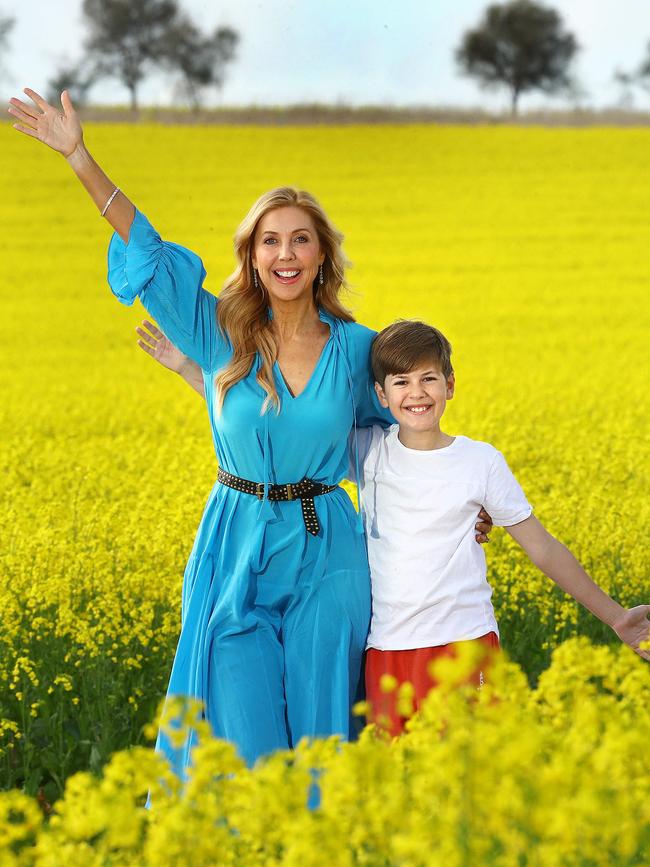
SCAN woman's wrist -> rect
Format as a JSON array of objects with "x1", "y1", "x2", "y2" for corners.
[
  {"x1": 65, "y1": 140, "x2": 89, "y2": 168},
  {"x1": 177, "y1": 357, "x2": 195, "y2": 378}
]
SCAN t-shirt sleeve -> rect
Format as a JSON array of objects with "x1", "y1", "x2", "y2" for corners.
[
  {"x1": 483, "y1": 450, "x2": 533, "y2": 527},
  {"x1": 107, "y1": 209, "x2": 227, "y2": 372}
]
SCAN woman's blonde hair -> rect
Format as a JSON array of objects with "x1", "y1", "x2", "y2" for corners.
[{"x1": 215, "y1": 186, "x2": 354, "y2": 413}]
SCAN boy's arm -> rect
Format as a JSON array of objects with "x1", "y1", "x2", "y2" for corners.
[
  {"x1": 506, "y1": 515, "x2": 650, "y2": 660},
  {"x1": 136, "y1": 320, "x2": 205, "y2": 399}
]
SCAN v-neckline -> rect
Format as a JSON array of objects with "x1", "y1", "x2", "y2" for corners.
[{"x1": 274, "y1": 321, "x2": 332, "y2": 400}]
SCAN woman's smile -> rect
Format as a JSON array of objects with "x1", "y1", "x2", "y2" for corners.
[{"x1": 273, "y1": 268, "x2": 302, "y2": 284}]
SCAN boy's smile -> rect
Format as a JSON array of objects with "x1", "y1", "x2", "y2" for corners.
[{"x1": 375, "y1": 364, "x2": 455, "y2": 450}]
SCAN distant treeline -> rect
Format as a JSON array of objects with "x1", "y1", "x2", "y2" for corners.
[
  {"x1": 60, "y1": 105, "x2": 650, "y2": 126},
  {"x1": 2, "y1": 0, "x2": 238, "y2": 111},
  {"x1": 2, "y1": 1, "x2": 650, "y2": 114}
]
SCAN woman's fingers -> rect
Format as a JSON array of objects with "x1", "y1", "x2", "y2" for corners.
[
  {"x1": 135, "y1": 327, "x2": 159, "y2": 349},
  {"x1": 8, "y1": 104, "x2": 38, "y2": 127},
  {"x1": 23, "y1": 87, "x2": 50, "y2": 112},
  {"x1": 12, "y1": 123, "x2": 40, "y2": 140},
  {"x1": 475, "y1": 520, "x2": 491, "y2": 535},
  {"x1": 478, "y1": 507, "x2": 493, "y2": 524},
  {"x1": 142, "y1": 319, "x2": 163, "y2": 339},
  {"x1": 137, "y1": 339, "x2": 156, "y2": 357},
  {"x1": 60, "y1": 89, "x2": 76, "y2": 116},
  {"x1": 8, "y1": 97, "x2": 41, "y2": 120}
]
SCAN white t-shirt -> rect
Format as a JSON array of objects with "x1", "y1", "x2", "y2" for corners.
[{"x1": 351, "y1": 426, "x2": 532, "y2": 650}]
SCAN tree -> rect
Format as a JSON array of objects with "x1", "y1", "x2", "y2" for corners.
[
  {"x1": 456, "y1": 0, "x2": 578, "y2": 115},
  {"x1": 613, "y1": 69, "x2": 636, "y2": 109},
  {"x1": 161, "y1": 16, "x2": 239, "y2": 110},
  {"x1": 0, "y1": 13, "x2": 15, "y2": 82},
  {"x1": 615, "y1": 42, "x2": 650, "y2": 103},
  {"x1": 82, "y1": 0, "x2": 179, "y2": 111},
  {"x1": 47, "y1": 62, "x2": 96, "y2": 108},
  {"x1": 639, "y1": 44, "x2": 650, "y2": 92}
]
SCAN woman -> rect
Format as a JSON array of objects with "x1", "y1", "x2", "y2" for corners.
[{"x1": 8, "y1": 89, "x2": 491, "y2": 776}]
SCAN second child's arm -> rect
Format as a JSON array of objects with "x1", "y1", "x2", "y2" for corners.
[{"x1": 506, "y1": 515, "x2": 650, "y2": 660}]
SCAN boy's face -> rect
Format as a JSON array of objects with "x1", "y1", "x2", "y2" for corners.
[{"x1": 375, "y1": 363, "x2": 455, "y2": 433}]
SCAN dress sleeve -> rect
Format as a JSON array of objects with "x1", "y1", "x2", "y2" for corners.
[
  {"x1": 351, "y1": 324, "x2": 395, "y2": 429},
  {"x1": 346, "y1": 427, "x2": 376, "y2": 483},
  {"x1": 107, "y1": 209, "x2": 226, "y2": 372}
]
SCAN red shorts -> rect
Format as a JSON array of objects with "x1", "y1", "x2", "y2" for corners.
[{"x1": 365, "y1": 632, "x2": 500, "y2": 736}]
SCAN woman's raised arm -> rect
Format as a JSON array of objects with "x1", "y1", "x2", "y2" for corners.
[
  {"x1": 9, "y1": 88, "x2": 225, "y2": 372},
  {"x1": 8, "y1": 88, "x2": 134, "y2": 241}
]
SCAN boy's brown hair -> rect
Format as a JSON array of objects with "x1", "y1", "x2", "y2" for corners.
[{"x1": 371, "y1": 320, "x2": 453, "y2": 384}]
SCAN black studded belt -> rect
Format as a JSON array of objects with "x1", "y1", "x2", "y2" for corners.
[{"x1": 217, "y1": 468, "x2": 337, "y2": 536}]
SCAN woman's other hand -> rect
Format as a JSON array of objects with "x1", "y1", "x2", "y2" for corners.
[
  {"x1": 475, "y1": 507, "x2": 493, "y2": 544},
  {"x1": 137, "y1": 320, "x2": 206, "y2": 399},
  {"x1": 8, "y1": 88, "x2": 83, "y2": 158},
  {"x1": 136, "y1": 320, "x2": 190, "y2": 374}
]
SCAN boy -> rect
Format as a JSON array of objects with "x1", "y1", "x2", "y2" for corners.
[
  {"x1": 136, "y1": 317, "x2": 650, "y2": 736},
  {"x1": 359, "y1": 319, "x2": 650, "y2": 734}
]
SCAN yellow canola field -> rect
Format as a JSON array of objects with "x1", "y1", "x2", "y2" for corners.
[
  {"x1": 3, "y1": 641, "x2": 650, "y2": 866},
  {"x1": 1, "y1": 123, "x2": 649, "y2": 838}
]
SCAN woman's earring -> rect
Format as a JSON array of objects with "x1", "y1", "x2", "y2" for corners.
[
  {"x1": 253, "y1": 268, "x2": 259, "y2": 289},
  {"x1": 319, "y1": 264, "x2": 324, "y2": 285}
]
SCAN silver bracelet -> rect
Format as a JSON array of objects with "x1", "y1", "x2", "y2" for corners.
[{"x1": 101, "y1": 187, "x2": 120, "y2": 217}]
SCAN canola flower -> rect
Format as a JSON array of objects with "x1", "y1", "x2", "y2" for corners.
[
  {"x1": 1, "y1": 123, "x2": 649, "y2": 812},
  {"x1": 1, "y1": 640, "x2": 649, "y2": 865}
]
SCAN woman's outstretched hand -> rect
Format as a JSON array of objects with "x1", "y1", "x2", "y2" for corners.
[
  {"x1": 137, "y1": 320, "x2": 190, "y2": 374},
  {"x1": 8, "y1": 86, "x2": 133, "y2": 240},
  {"x1": 8, "y1": 88, "x2": 83, "y2": 157}
]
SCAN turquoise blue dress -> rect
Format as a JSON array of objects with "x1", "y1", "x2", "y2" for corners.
[{"x1": 107, "y1": 210, "x2": 391, "y2": 777}]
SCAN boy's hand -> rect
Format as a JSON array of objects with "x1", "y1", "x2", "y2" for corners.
[
  {"x1": 136, "y1": 320, "x2": 189, "y2": 374},
  {"x1": 611, "y1": 605, "x2": 650, "y2": 661},
  {"x1": 475, "y1": 507, "x2": 493, "y2": 544}
]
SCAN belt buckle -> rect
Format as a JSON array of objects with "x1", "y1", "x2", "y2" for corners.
[{"x1": 256, "y1": 483, "x2": 265, "y2": 500}]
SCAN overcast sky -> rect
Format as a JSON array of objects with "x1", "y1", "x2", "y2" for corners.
[{"x1": 4, "y1": 0, "x2": 650, "y2": 110}]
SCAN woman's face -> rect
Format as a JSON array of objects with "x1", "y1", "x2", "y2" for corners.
[{"x1": 252, "y1": 206, "x2": 325, "y2": 305}]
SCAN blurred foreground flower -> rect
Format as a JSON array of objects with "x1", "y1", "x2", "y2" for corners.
[{"x1": 1, "y1": 639, "x2": 648, "y2": 865}]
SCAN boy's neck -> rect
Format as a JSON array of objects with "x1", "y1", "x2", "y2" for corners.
[{"x1": 397, "y1": 425, "x2": 454, "y2": 451}]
